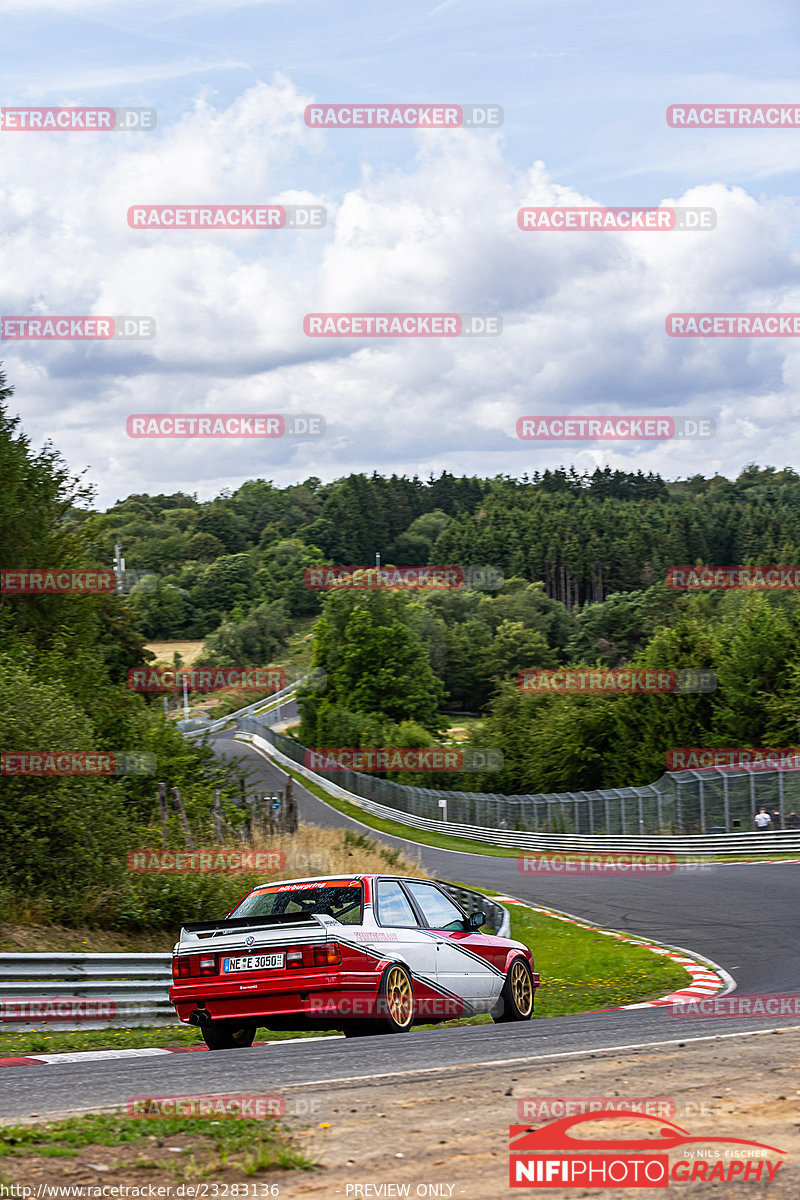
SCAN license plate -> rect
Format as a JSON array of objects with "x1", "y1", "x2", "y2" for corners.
[{"x1": 222, "y1": 953, "x2": 284, "y2": 973}]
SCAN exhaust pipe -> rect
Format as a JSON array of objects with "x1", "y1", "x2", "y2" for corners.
[{"x1": 189, "y1": 1008, "x2": 211, "y2": 1026}]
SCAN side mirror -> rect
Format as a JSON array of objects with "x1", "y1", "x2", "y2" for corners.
[{"x1": 468, "y1": 911, "x2": 485, "y2": 929}]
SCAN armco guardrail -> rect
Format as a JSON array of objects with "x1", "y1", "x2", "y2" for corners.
[
  {"x1": 441, "y1": 884, "x2": 509, "y2": 937},
  {"x1": 0, "y1": 883, "x2": 505, "y2": 1031},
  {"x1": 239, "y1": 728, "x2": 800, "y2": 856},
  {"x1": 0, "y1": 953, "x2": 174, "y2": 1031},
  {"x1": 181, "y1": 673, "x2": 311, "y2": 738}
]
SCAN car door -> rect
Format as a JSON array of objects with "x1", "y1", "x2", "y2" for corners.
[
  {"x1": 402, "y1": 880, "x2": 503, "y2": 1012},
  {"x1": 372, "y1": 878, "x2": 437, "y2": 994}
]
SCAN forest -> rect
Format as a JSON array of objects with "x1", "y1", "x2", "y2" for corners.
[{"x1": 4, "y1": 359, "x2": 800, "y2": 920}]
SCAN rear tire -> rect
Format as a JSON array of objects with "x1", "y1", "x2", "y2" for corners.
[
  {"x1": 201, "y1": 1020, "x2": 256, "y2": 1050},
  {"x1": 374, "y1": 963, "x2": 414, "y2": 1033},
  {"x1": 492, "y1": 958, "x2": 534, "y2": 1023}
]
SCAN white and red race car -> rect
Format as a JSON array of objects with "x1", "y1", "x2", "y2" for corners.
[{"x1": 170, "y1": 874, "x2": 540, "y2": 1048}]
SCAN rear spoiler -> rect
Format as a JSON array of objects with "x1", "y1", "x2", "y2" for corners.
[{"x1": 181, "y1": 913, "x2": 321, "y2": 935}]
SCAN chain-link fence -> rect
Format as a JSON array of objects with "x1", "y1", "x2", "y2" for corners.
[{"x1": 237, "y1": 717, "x2": 800, "y2": 835}]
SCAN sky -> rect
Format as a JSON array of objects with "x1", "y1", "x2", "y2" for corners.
[{"x1": 1, "y1": 0, "x2": 800, "y2": 507}]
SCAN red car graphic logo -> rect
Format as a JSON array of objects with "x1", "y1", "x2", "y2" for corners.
[{"x1": 510, "y1": 1111, "x2": 786, "y2": 1156}]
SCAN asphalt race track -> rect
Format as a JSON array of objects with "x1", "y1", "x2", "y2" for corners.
[{"x1": 1, "y1": 729, "x2": 798, "y2": 1119}]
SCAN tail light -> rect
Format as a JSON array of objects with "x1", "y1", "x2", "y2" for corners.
[
  {"x1": 314, "y1": 943, "x2": 341, "y2": 966},
  {"x1": 172, "y1": 953, "x2": 217, "y2": 980},
  {"x1": 286, "y1": 943, "x2": 341, "y2": 967}
]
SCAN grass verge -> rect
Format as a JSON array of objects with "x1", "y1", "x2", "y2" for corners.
[
  {"x1": 510, "y1": 903, "x2": 689, "y2": 1015},
  {"x1": 0, "y1": 1112, "x2": 317, "y2": 1184},
  {"x1": 0, "y1": 1025, "x2": 334, "y2": 1057}
]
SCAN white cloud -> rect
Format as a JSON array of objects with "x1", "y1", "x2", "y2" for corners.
[{"x1": 2, "y1": 79, "x2": 799, "y2": 505}]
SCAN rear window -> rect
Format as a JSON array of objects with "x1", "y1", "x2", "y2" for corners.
[{"x1": 231, "y1": 880, "x2": 363, "y2": 925}]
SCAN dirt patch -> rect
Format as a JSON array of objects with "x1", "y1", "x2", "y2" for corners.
[
  {"x1": 145, "y1": 640, "x2": 205, "y2": 667},
  {"x1": 266, "y1": 1027, "x2": 800, "y2": 1199}
]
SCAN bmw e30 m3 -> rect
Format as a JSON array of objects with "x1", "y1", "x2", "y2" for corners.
[{"x1": 170, "y1": 874, "x2": 540, "y2": 1047}]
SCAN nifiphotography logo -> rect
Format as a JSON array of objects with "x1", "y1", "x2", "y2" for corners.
[{"x1": 509, "y1": 1112, "x2": 787, "y2": 1187}]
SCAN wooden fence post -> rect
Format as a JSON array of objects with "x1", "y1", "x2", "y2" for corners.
[
  {"x1": 171, "y1": 787, "x2": 195, "y2": 849},
  {"x1": 158, "y1": 781, "x2": 169, "y2": 846},
  {"x1": 213, "y1": 790, "x2": 223, "y2": 844}
]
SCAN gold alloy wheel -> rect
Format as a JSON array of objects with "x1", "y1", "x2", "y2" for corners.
[
  {"x1": 510, "y1": 959, "x2": 533, "y2": 1015},
  {"x1": 385, "y1": 965, "x2": 413, "y2": 1026}
]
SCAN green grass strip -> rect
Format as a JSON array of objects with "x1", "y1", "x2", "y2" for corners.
[{"x1": 0, "y1": 1112, "x2": 316, "y2": 1177}]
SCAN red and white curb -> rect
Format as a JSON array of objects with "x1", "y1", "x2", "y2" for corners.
[
  {"x1": 0, "y1": 1035, "x2": 340, "y2": 1069},
  {"x1": 495, "y1": 895, "x2": 732, "y2": 1009}
]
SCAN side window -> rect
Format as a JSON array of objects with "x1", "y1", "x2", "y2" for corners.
[
  {"x1": 376, "y1": 880, "x2": 419, "y2": 928},
  {"x1": 404, "y1": 882, "x2": 466, "y2": 931}
]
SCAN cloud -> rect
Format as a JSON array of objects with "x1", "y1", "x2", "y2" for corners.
[{"x1": 1, "y1": 78, "x2": 799, "y2": 505}]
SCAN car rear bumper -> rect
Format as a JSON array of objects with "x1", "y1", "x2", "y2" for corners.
[{"x1": 170, "y1": 971, "x2": 380, "y2": 1025}]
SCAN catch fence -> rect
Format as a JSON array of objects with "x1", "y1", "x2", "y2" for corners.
[{"x1": 237, "y1": 717, "x2": 800, "y2": 838}]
